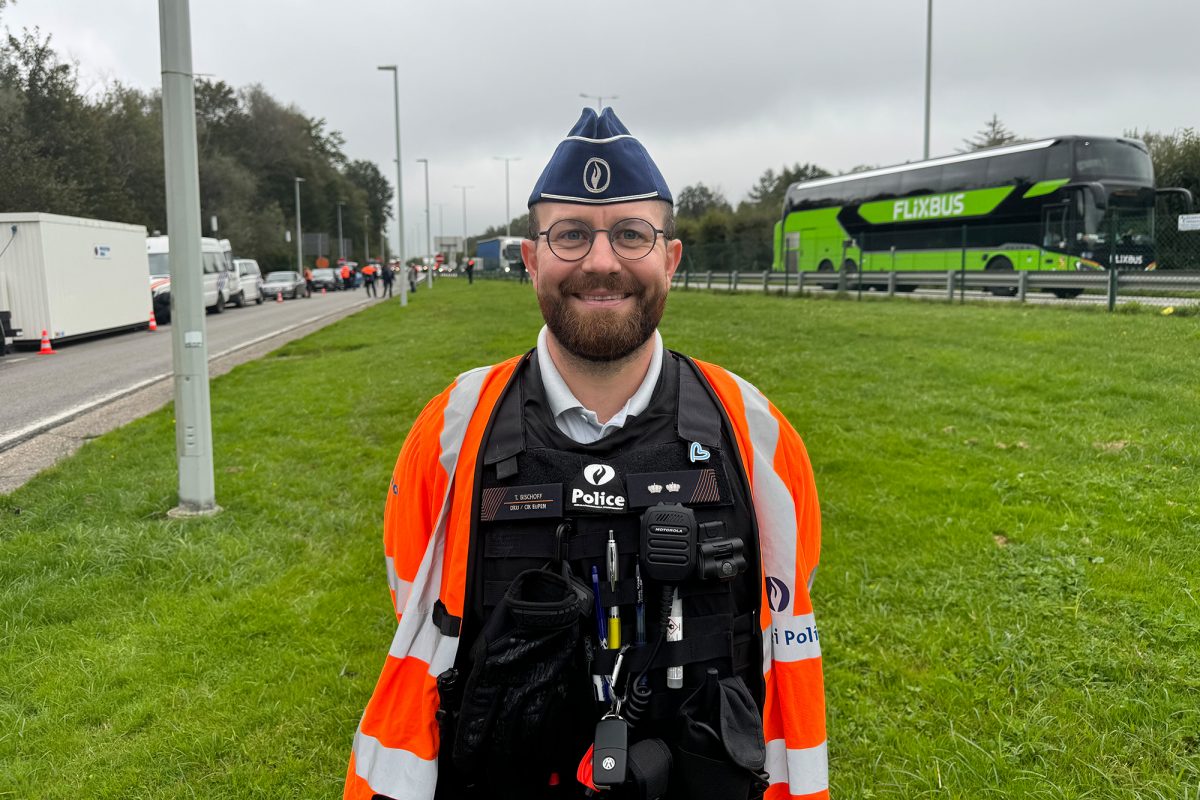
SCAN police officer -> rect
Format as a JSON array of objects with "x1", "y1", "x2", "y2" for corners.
[{"x1": 346, "y1": 109, "x2": 826, "y2": 800}]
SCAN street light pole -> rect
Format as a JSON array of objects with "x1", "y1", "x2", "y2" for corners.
[
  {"x1": 364, "y1": 212, "x2": 370, "y2": 263},
  {"x1": 454, "y1": 184, "x2": 473, "y2": 265},
  {"x1": 294, "y1": 177, "x2": 305, "y2": 273},
  {"x1": 158, "y1": 0, "x2": 217, "y2": 516},
  {"x1": 336, "y1": 201, "x2": 344, "y2": 263},
  {"x1": 416, "y1": 158, "x2": 431, "y2": 258},
  {"x1": 377, "y1": 65, "x2": 407, "y2": 307},
  {"x1": 494, "y1": 157, "x2": 519, "y2": 237},
  {"x1": 579, "y1": 92, "x2": 618, "y2": 111},
  {"x1": 924, "y1": 0, "x2": 933, "y2": 160},
  {"x1": 417, "y1": 157, "x2": 434, "y2": 288}
]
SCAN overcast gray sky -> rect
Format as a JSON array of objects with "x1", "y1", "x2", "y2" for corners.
[{"x1": 5, "y1": 0, "x2": 1198, "y2": 253}]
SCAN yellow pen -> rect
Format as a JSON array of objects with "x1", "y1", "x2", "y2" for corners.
[{"x1": 606, "y1": 531, "x2": 621, "y2": 649}]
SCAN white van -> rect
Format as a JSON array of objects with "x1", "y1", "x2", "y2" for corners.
[
  {"x1": 146, "y1": 235, "x2": 238, "y2": 323},
  {"x1": 218, "y1": 239, "x2": 247, "y2": 307},
  {"x1": 234, "y1": 258, "x2": 265, "y2": 304}
]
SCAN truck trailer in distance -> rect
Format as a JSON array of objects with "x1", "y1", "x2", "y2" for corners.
[
  {"x1": 475, "y1": 236, "x2": 525, "y2": 274},
  {"x1": 0, "y1": 213, "x2": 150, "y2": 346}
]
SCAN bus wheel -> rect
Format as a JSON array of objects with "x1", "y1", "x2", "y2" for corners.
[
  {"x1": 985, "y1": 256, "x2": 1018, "y2": 297},
  {"x1": 817, "y1": 260, "x2": 836, "y2": 289},
  {"x1": 842, "y1": 259, "x2": 860, "y2": 290},
  {"x1": 1050, "y1": 288, "x2": 1083, "y2": 299}
]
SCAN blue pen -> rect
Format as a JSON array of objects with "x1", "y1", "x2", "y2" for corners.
[
  {"x1": 591, "y1": 565, "x2": 608, "y2": 648},
  {"x1": 591, "y1": 565, "x2": 610, "y2": 700}
]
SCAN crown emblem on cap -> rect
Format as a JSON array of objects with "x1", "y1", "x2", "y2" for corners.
[{"x1": 583, "y1": 158, "x2": 611, "y2": 194}]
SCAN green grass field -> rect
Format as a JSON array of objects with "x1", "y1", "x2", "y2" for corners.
[{"x1": 2, "y1": 281, "x2": 1198, "y2": 799}]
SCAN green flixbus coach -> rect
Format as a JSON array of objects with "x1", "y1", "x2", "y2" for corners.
[{"x1": 772, "y1": 136, "x2": 1191, "y2": 297}]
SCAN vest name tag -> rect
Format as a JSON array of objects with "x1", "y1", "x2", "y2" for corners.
[
  {"x1": 480, "y1": 483, "x2": 564, "y2": 521},
  {"x1": 626, "y1": 469, "x2": 723, "y2": 508}
]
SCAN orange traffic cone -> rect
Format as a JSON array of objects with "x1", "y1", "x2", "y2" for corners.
[
  {"x1": 148, "y1": 308, "x2": 158, "y2": 331},
  {"x1": 321, "y1": 287, "x2": 326, "y2": 296},
  {"x1": 276, "y1": 291, "x2": 283, "y2": 303},
  {"x1": 38, "y1": 329, "x2": 55, "y2": 355}
]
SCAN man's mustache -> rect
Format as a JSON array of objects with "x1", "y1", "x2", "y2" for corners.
[{"x1": 557, "y1": 273, "x2": 645, "y2": 296}]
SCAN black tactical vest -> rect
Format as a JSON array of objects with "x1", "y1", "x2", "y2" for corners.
[{"x1": 437, "y1": 350, "x2": 765, "y2": 800}]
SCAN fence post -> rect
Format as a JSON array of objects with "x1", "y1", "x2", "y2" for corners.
[
  {"x1": 684, "y1": 269, "x2": 690, "y2": 290},
  {"x1": 797, "y1": 271, "x2": 805, "y2": 294},
  {"x1": 762, "y1": 271, "x2": 770, "y2": 293},
  {"x1": 887, "y1": 271, "x2": 896, "y2": 298},
  {"x1": 706, "y1": 271, "x2": 713, "y2": 290},
  {"x1": 1107, "y1": 268, "x2": 1118, "y2": 312},
  {"x1": 1018, "y1": 271, "x2": 1028, "y2": 303},
  {"x1": 959, "y1": 224, "x2": 967, "y2": 304},
  {"x1": 946, "y1": 270, "x2": 955, "y2": 302},
  {"x1": 731, "y1": 270, "x2": 739, "y2": 292}
]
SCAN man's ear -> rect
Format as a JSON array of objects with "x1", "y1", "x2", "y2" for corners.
[
  {"x1": 521, "y1": 238, "x2": 540, "y2": 286},
  {"x1": 664, "y1": 238, "x2": 683, "y2": 285}
]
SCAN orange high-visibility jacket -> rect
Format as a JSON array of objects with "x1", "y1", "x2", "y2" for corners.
[{"x1": 346, "y1": 355, "x2": 827, "y2": 800}]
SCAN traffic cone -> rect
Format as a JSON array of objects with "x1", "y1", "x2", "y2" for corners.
[
  {"x1": 276, "y1": 291, "x2": 283, "y2": 303},
  {"x1": 38, "y1": 329, "x2": 55, "y2": 355},
  {"x1": 321, "y1": 287, "x2": 326, "y2": 296},
  {"x1": 148, "y1": 308, "x2": 158, "y2": 331}
]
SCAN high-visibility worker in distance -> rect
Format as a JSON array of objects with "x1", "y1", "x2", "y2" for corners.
[{"x1": 345, "y1": 108, "x2": 827, "y2": 800}]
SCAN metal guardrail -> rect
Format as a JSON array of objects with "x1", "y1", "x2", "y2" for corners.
[{"x1": 671, "y1": 270, "x2": 1200, "y2": 310}]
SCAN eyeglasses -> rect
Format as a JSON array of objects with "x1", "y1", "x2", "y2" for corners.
[{"x1": 537, "y1": 218, "x2": 665, "y2": 262}]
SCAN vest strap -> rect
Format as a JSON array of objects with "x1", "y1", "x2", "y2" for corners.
[
  {"x1": 432, "y1": 599, "x2": 462, "y2": 637},
  {"x1": 676, "y1": 355, "x2": 723, "y2": 448}
]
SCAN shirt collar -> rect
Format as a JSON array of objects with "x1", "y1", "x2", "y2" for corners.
[{"x1": 537, "y1": 326, "x2": 663, "y2": 423}]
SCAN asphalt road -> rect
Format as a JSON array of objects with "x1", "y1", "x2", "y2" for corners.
[{"x1": 1, "y1": 288, "x2": 373, "y2": 450}]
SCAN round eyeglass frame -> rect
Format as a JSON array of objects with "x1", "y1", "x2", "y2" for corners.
[{"x1": 537, "y1": 217, "x2": 666, "y2": 262}]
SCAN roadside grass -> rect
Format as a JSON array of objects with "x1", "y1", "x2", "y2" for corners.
[{"x1": 1, "y1": 280, "x2": 1198, "y2": 798}]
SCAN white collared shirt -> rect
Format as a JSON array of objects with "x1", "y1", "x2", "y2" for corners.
[{"x1": 536, "y1": 326, "x2": 663, "y2": 444}]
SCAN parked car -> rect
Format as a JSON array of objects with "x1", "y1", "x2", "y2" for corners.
[
  {"x1": 311, "y1": 267, "x2": 340, "y2": 292},
  {"x1": 262, "y1": 271, "x2": 309, "y2": 299},
  {"x1": 147, "y1": 235, "x2": 237, "y2": 322},
  {"x1": 235, "y1": 259, "x2": 265, "y2": 304}
]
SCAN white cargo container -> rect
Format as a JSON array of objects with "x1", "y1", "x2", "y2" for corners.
[{"x1": 0, "y1": 213, "x2": 150, "y2": 345}]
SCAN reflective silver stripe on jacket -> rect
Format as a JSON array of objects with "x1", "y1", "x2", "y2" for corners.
[
  {"x1": 352, "y1": 727, "x2": 438, "y2": 798},
  {"x1": 353, "y1": 365, "x2": 492, "y2": 799},
  {"x1": 765, "y1": 739, "x2": 829, "y2": 797}
]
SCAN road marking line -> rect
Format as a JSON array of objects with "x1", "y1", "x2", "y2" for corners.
[{"x1": 0, "y1": 299, "x2": 370, "y2": 453}]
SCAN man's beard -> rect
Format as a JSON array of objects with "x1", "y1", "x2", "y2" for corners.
[{"x1": 538, "y1": 271, "x2": 666, "y2": 363}]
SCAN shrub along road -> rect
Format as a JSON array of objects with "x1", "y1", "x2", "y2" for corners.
[{"x1": 1, "y1": 281, "x2": 1197, "y2": 798}]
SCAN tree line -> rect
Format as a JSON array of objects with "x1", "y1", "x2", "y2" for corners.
[
  {"x1": 0, "y1": 24, "x2": 392, "y2": 270},
  {"x1": 3, "y1": 12, "x2": 1197, "y2": 273}
]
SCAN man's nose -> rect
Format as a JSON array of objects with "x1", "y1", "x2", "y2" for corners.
[{"x1": 582, "y1": 231, "x2": 621, "y2": 274}]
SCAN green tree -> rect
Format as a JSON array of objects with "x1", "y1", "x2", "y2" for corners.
[
  {"x1": 1129, "y1": 128, "x2": 1200, "y2": 269},
  {"x1": 676, "y1": 183, "x2": 731, "y2": 218},
  {"x1": 962, "y1": 114, "x2": 1019, "y2": 151}
]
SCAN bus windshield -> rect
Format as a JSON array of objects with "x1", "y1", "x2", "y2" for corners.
[
  {"x1": 148, "y1": 253, "x2": 169, "y2": 277},
  {"x1": 502, "y1": 244, "x2": 522, "y2": 262},
  {"x1": 1075, "y1": 140, "x2": 1153, "y2": 182}
]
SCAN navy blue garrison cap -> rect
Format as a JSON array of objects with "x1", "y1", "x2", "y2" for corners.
[{"x1": 528, "y1": 108, "x2": 672, "y2": 207}]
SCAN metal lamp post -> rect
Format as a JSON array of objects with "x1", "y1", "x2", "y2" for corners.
[
  {"x1": 294, "y1": 176, "x2": 305, "y2": 274},
  {"x1": 579, "y1": 92, "x2": 618, "y2": 112},
  {"x1": 417, "y1": 158, "x2": 433, "y2": 288},
  {"x1": 158, "y1": 0, "x2": 217, "y2": 516},
  {"x1": 336, "y1": 200, "x2": 345, "y2": 263},
  {"x1": 377, "y1": 65, "x2": 407, "y2": 307},
  {"x1": 924, "y1": 0, "x2": 933, "y2": 160},
  {"x1": 494, "y1": 157, "x2": 519, "y2": 237},
  {"x1": 454, "y1": 184, "x2": 473, "y2": 266}
]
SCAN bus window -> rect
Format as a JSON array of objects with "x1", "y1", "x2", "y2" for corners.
[
  {"x1": 899, "y1": 165, "x2": 943, "y2": 197},
  {"x1": 1074, "y1": 140, "x2": 1153, "y2": 182},
  {"x1": 1045, "y1": 141, "x2": 1072, "y2": 178},
  {"x1": 940, "y1": 159, "x2": 987, "y2": 193},
  {"x1": 986, "y1": 151, "x2": 1043, "y2": 186}
]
